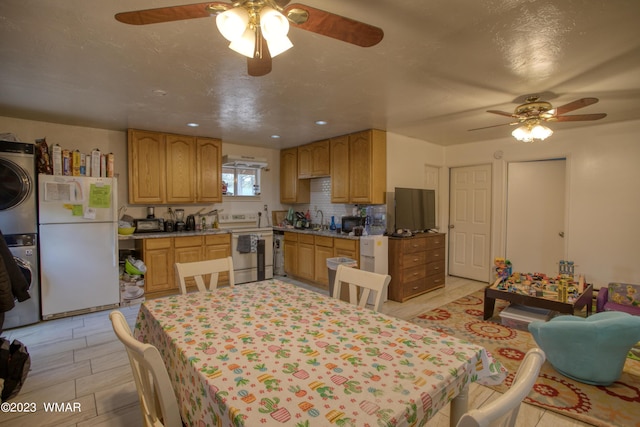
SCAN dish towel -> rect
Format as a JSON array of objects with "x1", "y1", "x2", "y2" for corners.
[{"x1": 237, "y1": 235, "x2": 259, "y2": 253}]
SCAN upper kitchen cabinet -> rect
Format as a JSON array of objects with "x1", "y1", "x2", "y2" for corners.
[
  {"x1": 128, "y1": 129, "x2": 222, "y2": 204},
  {"x1": 280, "y1": 147, "x2": 310, "y2": 204},
  {"x1": 330, "y1": 135, "x2": 350, "y2": 203},
  {"x1": 195, "y1": 137, "x2": 222, "y2": 203},
  {"x1": 298, "y1": 140, "x2": 330, "y2": 178},
  {"x1": 332, "y1": 129, "x2": 387, "y2": 204},
  {"x1": 166, "y1": 134, "x2": 196, "y2": 204},
  {"x1": 128, "y1": 129, "x2": 166, "y2": 204}
]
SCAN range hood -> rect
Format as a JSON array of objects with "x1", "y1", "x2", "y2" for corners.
[{"x1": 222, "y1": 154, "x2": 269, "y2": 169}]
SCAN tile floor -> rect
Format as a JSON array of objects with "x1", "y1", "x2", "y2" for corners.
[{"x1": 0, "y1": 276, "x2": 593, "y2": 427}]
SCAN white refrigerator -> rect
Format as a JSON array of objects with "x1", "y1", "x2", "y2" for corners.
[{"x1": 38, "y1": 174, "x2": 120, "y2": 319}]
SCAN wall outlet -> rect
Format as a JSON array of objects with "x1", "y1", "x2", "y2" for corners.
[{"x1": 263, "y1": 204, "x2": 268, "y2": 211}]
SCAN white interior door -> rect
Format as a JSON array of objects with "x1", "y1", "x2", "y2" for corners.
[
  {"x1": 506, "y1": 159, "x2": 566, "y2": 275},
  {"x1": 448, "y1": 164, "x2": 492, "y2": 281}
]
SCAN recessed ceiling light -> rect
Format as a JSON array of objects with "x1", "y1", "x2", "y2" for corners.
[
  {"x1": 187, "y1": 123, "x2": 199, "y2": 127},
  {"x1": 315, "y1": 120, "x2": 327, "y2": 125},
  {"x1": 271, "y1": 135, "x2": 280, "y2": 139},
  {"x1": 153, "y1": 89, "x2": 167, "y2": 96}
]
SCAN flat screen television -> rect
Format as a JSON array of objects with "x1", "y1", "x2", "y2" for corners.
[{"x1": 394, "y1": 187, "x2": 436, "y2": 232}]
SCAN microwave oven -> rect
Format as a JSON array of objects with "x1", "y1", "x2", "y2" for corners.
[
  {"x1": 341, "y1": 216, "x2": 365, "y2": 234},
  {"x1": 134, "y1": 218, "x2": 164, "y2": 233}
]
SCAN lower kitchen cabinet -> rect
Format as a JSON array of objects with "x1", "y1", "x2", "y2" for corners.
[
  {"x1": 139, "y1": 238, "x2": 173, "y2": 295},
  {"x1": 283, "y1": 232, "x2": 360, "y2": 290},
  {"x1": 313, "y1": 236, "x2": 334, "y2": 288},
  {"x1": 296, "y1": 234, "x2": 315, "y2": 281},
  {"x1": 388, "y1": 233, "x2": 445, "y2": 302},
  {"x1": 136, "y1": 234, "x2": 231, "y2": 298}
]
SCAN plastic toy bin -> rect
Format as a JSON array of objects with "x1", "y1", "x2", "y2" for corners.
[
  {"x1": 327, "y1": 257, "x2": 357, "y2": 302},
  {"x1": 499, "y1": 304, "x2": 553, "y2": 330}
]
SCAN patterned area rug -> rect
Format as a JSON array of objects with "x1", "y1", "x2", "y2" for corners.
[{"x1": 410, "y1": 291, "x2": 640, "y2": 427}]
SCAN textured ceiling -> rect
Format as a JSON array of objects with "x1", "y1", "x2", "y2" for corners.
[{"x1": 1, "y1": 0, "x2": 639, "y2": 148}]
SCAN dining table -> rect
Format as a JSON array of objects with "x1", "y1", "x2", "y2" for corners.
[{"x1": 134, "y1": 279, "x2": 507, "y2": 427}]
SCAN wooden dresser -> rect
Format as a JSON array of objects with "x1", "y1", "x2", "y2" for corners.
[{"x1": 388, "y1": 233, "x2": 445, "y2": 302}]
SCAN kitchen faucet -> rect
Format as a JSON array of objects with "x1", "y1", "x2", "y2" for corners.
[{"x1": 315, "y1": 209, "x2": 324, "y2": 229}]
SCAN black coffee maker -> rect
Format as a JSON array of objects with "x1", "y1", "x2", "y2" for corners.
[{"x1": 186, "y1": 214, "x2": 196, "y2": 231}]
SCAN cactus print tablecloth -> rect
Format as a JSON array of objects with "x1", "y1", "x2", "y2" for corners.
[{"x1": 134, "y1": 279, "x2": 506, "y2": 426}]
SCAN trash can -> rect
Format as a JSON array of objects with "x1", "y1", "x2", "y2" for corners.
[{"x1": 327, "y1": 257, "x2": 357, "y2": 302}]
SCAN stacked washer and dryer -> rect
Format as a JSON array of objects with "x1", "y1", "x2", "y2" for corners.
[{"x1": 0, "y1": 139, "x2": 40, "y2": 329}]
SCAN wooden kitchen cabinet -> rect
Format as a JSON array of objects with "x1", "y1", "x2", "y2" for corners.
[
  {"x1": 334, "y1": 238, "x2": 360, "y2": 267},
  {"x1": 138, "y1": 233, "x2": 231, "y2": 298},
  {"x1": 330, "y1": 135, "x2": 350, "y2": 203},
  {"x1": 313, "y1": 235, "x2": 334, "y2": 287},
  {"x1": 280, "y1": 147, "x2": 310, "y2": 204},
  {"x1": 349, "y1": 129, "x2": 387, "y2": 204},
  {"x1": 128, "y1": 129, "x2": 222, "y2": 204},
  {"x1": 140, "y1": 238, "x2": 173, "y2": 295},
  {"x1": 388, "y1": 233, "x2": 445, "y2": 302},
  {"x1": 283, "y1": 232, "x2": 298, "y2": 276},
  {"x1": 196, "y1": 137, "x2": 222, "y2": 203},
  {"x1": 331, "y1": 130, "x2": 386, "y2": 204},
  {"x1": 298, "y1": 140, "x2": 330, "y2": 178},
  {"x1": 296, "y1": 233, "x2": 315, "y2": 281},
  {"x1": 128, "y1": 129, "x2": 166, "y2": 204},
  {"x1": 166, "y1": 134, "x2": 197, "y2": 204}
]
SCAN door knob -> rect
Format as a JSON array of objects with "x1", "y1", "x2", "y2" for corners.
[
  {"x1": 448, "y1": 224, "x2": 455, "y2": 229},
  {"x1": 558, "y1": 231, "x2": 565, "y2": 238}
]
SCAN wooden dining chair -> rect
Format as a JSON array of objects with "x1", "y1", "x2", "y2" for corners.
[
  {"x1": 174, "y1": 256, "x2": 235, "y2": 294},
  {"x1": 109, "y1": 310, "x2": 182, "y2": 427},
  {"x1": 456, "y1": 347, "x2": 546, "y2": 427},
  {"x1": 333, "y1": 264, "x2": 391, "y2": 312}
]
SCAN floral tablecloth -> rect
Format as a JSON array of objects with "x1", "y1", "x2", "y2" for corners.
[{"x1": 135, "y1": 279, "x2": 506, "y2": 426}]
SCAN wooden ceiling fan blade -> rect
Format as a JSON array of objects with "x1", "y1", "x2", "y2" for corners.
[
  {"x1": 552, "y1": 113, "x2": 607, "y2": 122},
  {"x1": 284, "y1": 4, "x2": 383, "y2": 47},
  {"x1": 247, "y1": 31, "x2": 272, "y2": 77},
  {"x1": 487, "y1": 110, "x2": 517, "y2": 118},
  {"x1": 115, "y1": 2, "x2": 230, "y2": 25},
  {"x1": 468, "y1": 122, "x2": 518, "y2": 131},
  {"x1": 553, "y1": 97, "x2": 599, "y2": 115}
]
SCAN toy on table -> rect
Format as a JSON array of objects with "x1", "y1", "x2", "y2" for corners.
[{"x1": 494, "y1": 258, "x2": 512, "y2": 280}]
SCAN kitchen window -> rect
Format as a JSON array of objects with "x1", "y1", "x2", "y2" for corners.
[{"x1": 222, "y1": 166, "x2": 261, "y2": 197}]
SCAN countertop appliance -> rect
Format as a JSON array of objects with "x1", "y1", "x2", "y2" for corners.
[
  {"x1": 341, "y1": 215, "x2": 365, "y2": 234},
  {"x1": 1, "y1": 233, "x2": 40, "y2": 329},
  {"x1": 218, "y1": 212, "x2": 273, "y2": 284},
  {"x1": 38, "y1": 174, "x2": 120, "y2": 319},
  {"x1": 134, "y1": 218, "x2": 164, "y2": 233},
  {"x1": 360, "y1": 235, "x2": 389, "y2": 305},
  {"x1": 186, "y1": 214, "x2": 196, "y2": 231}
]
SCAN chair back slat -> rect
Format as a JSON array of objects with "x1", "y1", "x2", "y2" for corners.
[
  {"x1": 175, "y1": 256, "x2": 235, "y2": 294},
  {"x1": 333, "y1": 264, "x2": 391, "y2": 312}
]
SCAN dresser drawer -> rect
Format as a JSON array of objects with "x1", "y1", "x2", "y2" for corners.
[
  {"x1": 426, "y1": 234, "x2": 445, "y2": 249},
  {"x1": 402, "y1": 252, "x2": 426, "y2": 268},
  {"x1": 402, "y1": 264, "x2": 426, "y2": 282},
  {"x1": 400, "y1": 237, "x2": 427, "y2": 253},
  {"x1": 426, "y1": 260, "x2": 445, "y2": 275},
  {"x1": 426, "y1": 248, "x2": 445, "y2": 263},
  {"x1": 402, "y1": 277, "x2": 429, "y2": 298}
]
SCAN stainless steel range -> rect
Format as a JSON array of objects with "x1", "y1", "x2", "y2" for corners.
[{"x1": 218, "y1": 212, "x2": 273, "y2": 284}]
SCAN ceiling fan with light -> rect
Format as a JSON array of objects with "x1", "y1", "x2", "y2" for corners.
[
  {"x1": 469, "y1": 96, "x2": 607, "y2": 142},
  {"x1": 115, "y1": 1, "x2": 384, "y2": 77}
]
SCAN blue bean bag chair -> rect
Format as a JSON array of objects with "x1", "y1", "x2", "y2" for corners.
[{"x1": 528, "y1": 311, "x2": 640, "y2": 386}]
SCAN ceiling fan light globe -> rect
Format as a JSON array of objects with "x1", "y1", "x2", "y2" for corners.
[
  {"x1": 531, "y1": 124, "x2": 553, "y2": 140},
  {"x1": 229, "y1": 28, "x2": 256, "y2": 58},
  {"x1": 266, "y1": 35, "x2": 293, "y2": 57},
  {"x1": 512, "y1": 126, "x2": 533, "y2": 142},
  {"x1": 216, "y1": 7, "x2": 250, "y2": 42},
  {"x1": 260, "y1": 7, "x2": 290, "y2": 40}
]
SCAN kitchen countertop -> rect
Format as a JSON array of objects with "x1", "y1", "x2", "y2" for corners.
[
  {"x1": 273, "y1": 226, "x2": 361, "y2": 240},
  {"x1": 118, "y1": 229, "x2": 231, "y2": 240}
]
